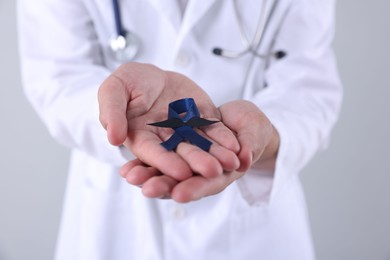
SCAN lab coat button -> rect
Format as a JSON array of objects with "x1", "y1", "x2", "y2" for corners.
[
  {"x1": 174, "y1": 52, "x2": 192, "y2": 68},
  {"x1": 171, "y1": 206, "x2": 187, "y2": 219}
]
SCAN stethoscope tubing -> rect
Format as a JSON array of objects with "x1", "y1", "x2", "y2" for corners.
[
  {"x1": 215, "y1": 0, "x2": 279, "y2": 59},
  {"x1": 112, "y1": 0, "x2": 126, "y2": 37},
  {"x1": 110, "y1": 0, "x2": 284, "y2": 62}
]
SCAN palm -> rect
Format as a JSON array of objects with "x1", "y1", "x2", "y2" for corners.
[
  {"x1": 99, "y1": 63, "x2": 240, "y2": 181},
  {"x1": 120, "y1": 100, "x2": 279, "y2": 203}
]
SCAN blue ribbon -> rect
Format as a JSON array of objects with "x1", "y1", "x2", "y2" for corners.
[{"x1": 148, "y1": 98, "x2": 218, "y2": 151}]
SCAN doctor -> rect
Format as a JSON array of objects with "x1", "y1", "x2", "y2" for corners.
[{"x1": 18, "y1": 0, "x2": 342, "y2": 260}]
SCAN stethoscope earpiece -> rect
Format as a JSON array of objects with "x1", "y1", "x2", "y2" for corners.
[
  {"x1": 212, "y1": 48, "x2": 223, "y2": 56},
  {"x1": 274, "y1": 50, "x2": 287, "y2": 59}
]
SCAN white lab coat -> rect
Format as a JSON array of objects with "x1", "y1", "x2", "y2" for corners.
[{"x1": 17, "y1": 0, "x2": 342, "y2": 259}]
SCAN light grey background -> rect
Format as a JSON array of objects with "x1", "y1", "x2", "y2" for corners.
[{"x1": 0, "y1": 0, "x2": 389, "y2": 259}]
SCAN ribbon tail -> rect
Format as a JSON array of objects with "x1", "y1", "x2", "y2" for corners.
[
  {"x1": 177, "y1": 126, "x2": 212, "y2": 151},
  {"x1": 160, "y1": 132, "x2": 184, "y2": 151}
]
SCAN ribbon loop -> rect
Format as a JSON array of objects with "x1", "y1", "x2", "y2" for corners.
[{"x1": 148, "y1": 98, "x2": 218, "y2": 151}]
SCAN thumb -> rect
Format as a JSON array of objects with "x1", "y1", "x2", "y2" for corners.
[
  {"x1": 98, "y1": 62, "x2": 167, "y2": 145},
  {"x1": 98, "y1": 74, "x2": 129, "y2": 146},
  {"x1": 219, "y1": 100, "x2": 272, "y2": 172}
]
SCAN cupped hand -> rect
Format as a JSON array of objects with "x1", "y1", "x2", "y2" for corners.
[
  {"x1": 120, "y1": 158, "x2": 245, "y2": 202},
  {"x1": 98, "y1": 62, "x2": 240, "y2": 181},
  {"x1": 219, "y1": 100, "x2": 279, "y2": 172},
  {"x1": 120, "y1": 100, "x2": 280, "y2": 202}
]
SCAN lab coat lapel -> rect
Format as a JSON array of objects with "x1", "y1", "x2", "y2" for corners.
[
  {"x1": 146, "y1": 0, "x2": 218, "y2": 35},
  {"x1": 180, "y1": 1, "x2": 218, "y2": 35},
  {"x1": 147, "y1": 0, "x2": 182, "y2": 32}
]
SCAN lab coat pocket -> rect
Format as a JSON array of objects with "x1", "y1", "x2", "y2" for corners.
[
  {"x1": 79, "y1": 182, "x2": 131, "y2": 260},
  {"x1": 84, "y1": 156, "x2": 122, "y2": 193},
  {"x1": 79, "y1": 179, "x2": 162, "y2": 260},
  {"x1": 229, "y1": 192, "x2": 270, "y2": 259},
  {"x1": 80, "y1": 157, "x2": 124, "y2": 252}
]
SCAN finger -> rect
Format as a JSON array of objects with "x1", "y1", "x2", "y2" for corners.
[
  {"x1": 219, "y1": 101, "x2": 272, "y2": 172},
  {"x1": 236, "y1": 139, "x2": 256, "y2": 172},
  {"x1": 98, "y1": 63, "x2": 168, "y2": 146},
  {"x1": 120, "y1": 159, "x2": 145, "y2": 178},
  {"x1": 202, "y1": 121, "x2": 240, "y2": 153},
  {"x1": 175, "y1": 128, "x2": 240, "y2": 173},
  {"x1": 142, "y1": 175, "x2": 178, "y2": 199},
  {"x1": 235, "y1": 124, "x2": 269, "y2": 172},
  {"x1": 175, "y1": 142, "x2": 223, "y2": 178},
  {"x1": 126, "y1": 131, "x2": 193, "y2": 181},
  {"x1": 156, "y1": 127, "x2": 239, "y2": 177},
  {"x1": 171, "y1": 171, "x2": 245, "y2": 203},
  {"x1": 198, "y1": 126, "x2": 241, "y2": 171},
  {"x1": 174, "y1": 132, "x2": 240, "y2": 173},
  {"x1": 121, "y1": 162, "x2": 160, "y2": 186},
  {"x1": 98, "y1": 74, "x2": 129, "y2": 146},
  {"x1": 208, "y1": 143, "x2": 240, "y2": 172}
]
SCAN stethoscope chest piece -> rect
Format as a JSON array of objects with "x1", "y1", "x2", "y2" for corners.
[{"x1": 110, "y1": 32, "x2": 139, "y2": 62}]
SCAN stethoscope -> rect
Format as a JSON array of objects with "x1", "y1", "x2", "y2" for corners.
[
  {"x1": 109, "y1": 0, "x2": 139, "y2": 62},
  {"x1": 109, "y1": 0, "x2": 286, "y2": 62}
]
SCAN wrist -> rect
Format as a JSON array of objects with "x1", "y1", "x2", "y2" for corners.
[{"x1": 252, "y1": 125, "x2": 280, "y2": 171}]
